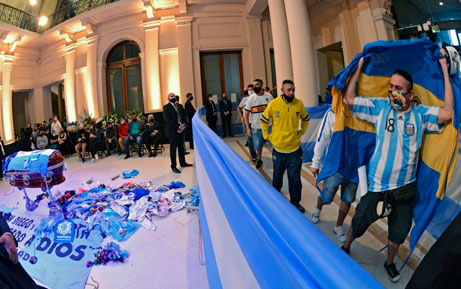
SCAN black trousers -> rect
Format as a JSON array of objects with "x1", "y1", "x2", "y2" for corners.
[
  {"x1": 185, "y1": 124, "x2": 194, "y2": 149},
  {"x1": 169, "y1": 133, "x2": 186, "y2": 168},
  {"x1": 208, "y1": 119, "x2": 217, "y2": 133},
  {"x1": 221, "y1": 115, "x2": 232, "y2": 137},
  {"x1": 145, "y1": 134, "x2": 161, "y2": 153},
  {"x1": 0, "y1": 155, "x2": 3, "y2": 178}
]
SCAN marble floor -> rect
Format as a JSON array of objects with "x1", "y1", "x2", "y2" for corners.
[{"x1": 0, "y1": 135, "x2": 417, "y2": 289}]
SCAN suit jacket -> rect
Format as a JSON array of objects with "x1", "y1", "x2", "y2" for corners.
[
  {"x1": 0, "y1": 140, "x2": 5, "y2": 159},
  {"x1": 163, "y1": 102, "x2": 187, "y2": 139},
  {"x1": 219, "y1": 98, "x2": 233, "y2": 117},
  {"x1": 127, "y1": 119, "x2": 145, "y2": 137},
  {"x1": 205, "y1": 100, "x2": 218, "y2": 122},
  {"x1": 185, "y1": 100, "x2": 196, "y2": 124}
]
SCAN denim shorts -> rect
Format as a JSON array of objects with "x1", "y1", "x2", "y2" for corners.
[
  {"x1": 252, "y1": 128, "x2": 265, "y2": 151},
  {"x1": 321, "y1": 173, "x2": 358, "y2": 204}
]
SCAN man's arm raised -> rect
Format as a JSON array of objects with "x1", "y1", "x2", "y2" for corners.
[
  {"x1": 437, "y1": 48, "x2": 454, "y2": 125},
  {"x1": 343, "y1": 57, "x2": 364, "y2": 107}
]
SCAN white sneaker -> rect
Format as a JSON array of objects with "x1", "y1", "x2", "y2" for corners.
[
  {"x1": 333, "y1": 226, "x2": 347, "y2": 243},
  {"x1": 95, "y1": 154, "x2": 99, "y2": 160},
  {"x1": 311, "y1": 208, "x2": 321, "y2": 224},
  {"x1": 88, "y1": 158, "x2": 95, "y2": 163}
]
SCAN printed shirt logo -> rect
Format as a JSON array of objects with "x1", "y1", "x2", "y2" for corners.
[
  {"x1": 296, "y1": 111, "x2": 299, "y2": 117},
  {"x1": 405, "y1": 123, "x2": 415, "y2": 136},
  {"x1": 275, "y1": 111, "x2": 280, "y2": 118}
]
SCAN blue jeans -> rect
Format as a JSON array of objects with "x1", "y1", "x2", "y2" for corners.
[
  {"x1": 247, "y1": 125, "x2": 257, "y2": 160},
  {"x1": 321, "y1": 173, "x2": 358, "y2": 204},
  {"x1": 272, "y1": 148, "x2": 303, "y2": 205},
  {"x1": 252, "y1": 128, "x2": 264, "y2": 151},
  {"x1": 124, "y1": 135, "x2": 143, "y2": 156}
]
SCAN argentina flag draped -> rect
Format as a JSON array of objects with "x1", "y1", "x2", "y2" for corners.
[{"x1": 319, "y1": 38, "x2": 461, "y2": 254}]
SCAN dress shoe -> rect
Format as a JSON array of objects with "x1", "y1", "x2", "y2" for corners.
[
  {"x1": 294, "y1": 203, "x2": 306, "y2": 213},
  {"x1": 124, "y1": 155, "x2": 130, "y2": 160},
  {"x1": 180, "y1": 163, "x2": 193, "y2": 168},
  {"x1": 171, "y1": 167, "x2": 181, "y2": 174},
  {"x1": 184, "y1": 152, "x2": 190, "y2": 155},
  {"x1": 148, "y1": 152, "x2": 153, "y2": 158}
]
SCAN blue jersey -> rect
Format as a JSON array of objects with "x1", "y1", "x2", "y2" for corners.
[{"x1": 353, "y1": 96, "x2": 443, "y2": 192}]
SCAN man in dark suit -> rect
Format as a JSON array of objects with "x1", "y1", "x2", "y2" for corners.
[
  {"x1": 205, "y1": 94, "x2": 218, "y2": 133},
  {"x1": 219, "y1": 92, "x2": 234, "y2": 138},
  {"x1": 0, "y1": 215, "x2": 46, "y2": 288},
  {"x1": 163, "y1": 93, "x2": 193, "y2": 173},
  {"x1": 184, "y1": 93, "x2": 196, "y2": 149},
  {"x1": 0, "y1": 136, "x2": 6, "y2": 180}
]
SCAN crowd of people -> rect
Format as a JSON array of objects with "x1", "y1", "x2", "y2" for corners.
[
  {"x1": 228, "y1": 48, "x2": 454, "y2": 284},
  {"x1": 0, "y1": 92, "x2": 197, "y2": 177}
]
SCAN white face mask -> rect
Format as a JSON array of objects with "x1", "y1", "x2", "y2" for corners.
[{"x1": 120, "y1": 121, "x2": 125, "y2": 125}]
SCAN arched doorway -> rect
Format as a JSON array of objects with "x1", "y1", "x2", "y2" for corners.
[{"x1": 106, "y1": 41, "x2": 144, "y2": 115}]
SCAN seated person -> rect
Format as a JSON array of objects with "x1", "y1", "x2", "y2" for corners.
[
  {"x1": 105, "y1": 122, "x2": 117, "y2": 156},
  {"x1": 117, "y1": 117, "x2": 128, "y2": 155},
  {"x1": 87, "y1": 123, "x2": 98, "y2": 161},
  {"x1": 36, "y1": 131, "x2": 48, "y2": 150},
  {"x1": 58, "y1": 130, "x2": 68, "y2": 156},
  {"x1": 124, "y1": 113, "x2": 144, "y2": 159},
  {"x1": 75, "y1": 124, "x2": 89, "y2": 162},
  {"x1": 144, "y1": 114, "x2": 161, "y2": 157},
  {"x1": 0, "y1": 215, "x2": 47, "y2": 289},
  {"x1": 49, "y1": 130, "x2": 59, "y2": 150}
]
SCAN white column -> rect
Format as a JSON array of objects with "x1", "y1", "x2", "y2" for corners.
[
  {"x1": 246, "y1": 16, "x2": 267, "y2": 83},
  {"x1": 97, "y1": 62, "x2": 106, "y2": 116},
  {"x1": 86, "y1": 35, "x2": 99, "y2": 117},
  {"x1": 175, "y1": 16, "x2": 195, "y2": 104},
  {"x1": 284, "y1": 0, "x2": 318, "y2": 106},
  {"x1": 2, "y1": 55, "x2": 14, "y2": 143},
  {"x1": 143, "y1": 20, "x2": 162, "y2": 111},
  {"x1": 267, "y1": 0, "x2": 293, "y2": 94},
  {"x1": 65, "y1": 44, "x2": 77, "y2": 122}
]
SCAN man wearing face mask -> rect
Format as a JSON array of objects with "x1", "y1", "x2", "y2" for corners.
[
  {"x1": 341, "y1": 49, "x2": 454, "y2": 283},
  {"x1": 260, "y1": 79, "x2": 309, "y2": 213},
  {"x1": 163, "y1": 93, "x2": 193, "y2": 173},
  {"x1": 205, "y1": 94, "x2": 218, "y2": 133},
  {"x1": 51, "y1": 115, "x2": 62, "y2": 135},
  {"x1": 219, "y1": 92, "x2": 234, "y2": 138},
  {"x1": 124, "y1": 113, "x2": 145, "y2": 159},
  {"x1": 244, "y1": 79, "x2": 273, "y2": 169},
  {"x1": 184, "y1": 93, "x2": 196, "y2": 149},
  {"x1": 117, "y1": 117, "x2": 128, "y2": 155}
]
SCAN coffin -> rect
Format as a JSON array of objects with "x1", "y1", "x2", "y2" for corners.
[{"x1": 2, "y1": 149, "x2": 65, "y2": 189}]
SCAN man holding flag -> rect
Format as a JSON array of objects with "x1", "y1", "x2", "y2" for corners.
[{"x1": 341, "y1": 48, "x2": 453, "y2": 283}]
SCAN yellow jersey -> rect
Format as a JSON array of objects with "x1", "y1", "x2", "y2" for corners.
[{"x1": 260, "y1": 96, "x2": 309, "y2": 153}]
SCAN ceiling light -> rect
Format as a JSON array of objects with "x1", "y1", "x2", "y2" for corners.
[
  {"x1": 439, "y1": 2, "x2": 443, "y2": 5},
  {"x1": 38, "y1": 16, "x2": 48, "y2": 27},
  {"x1": 29, "y1": 0, "x2": 38, "y2": 5}
]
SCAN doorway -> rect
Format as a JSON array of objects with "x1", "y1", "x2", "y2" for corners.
[
  {"x1": 317, "y1": 42, "x2": 345, "y2": 102},
  {"x1": 12, "y1": 91, "x2": 30, "y2": 139},
  {"x1": 200, "y1": 51, "x2": 244, "y2": 105}
]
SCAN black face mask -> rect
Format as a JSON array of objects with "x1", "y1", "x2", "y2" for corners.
[
  {"x1": 169, "y1": 97, "x2": 177, "y2": 103},
  {"x1": 149, "y1": 119, "x2": 154, "y2": 123},
  {"x1": 283, "y1": 94, "x2": 295, "y2": 103},
  {"x1": 189, "y1": 96, "x2": 193, "y2": 101},
  {"x1": 253, "y1": 86, "x2": 262, "y2": 94}
]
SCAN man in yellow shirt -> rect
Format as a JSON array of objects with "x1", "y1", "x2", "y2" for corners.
[{"x1": 260, "y1": 79, "x2": 309, "y2": 213}]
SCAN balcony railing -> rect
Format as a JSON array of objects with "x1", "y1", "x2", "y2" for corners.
[
  {"x1": 0, "y1": 3, "x2": 38, "y2": 32},
  {"x1": 0, "y1": 0, "x2": 119, "y2": 34}
]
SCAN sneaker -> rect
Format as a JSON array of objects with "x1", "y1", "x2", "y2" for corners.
[
  {"x1": 95, "y1": 154, "x2": 99, "y2": 160},
  {"x1": 384, "y1": 262, "x2": 400, "y2": 283},
  {"x1": 251, "y1": 158, "x2": 257, "y2": 162},
  {"x1": 256, "y1": 160, "x2": 263, "y2": 169},
  {"x1": 341, "y1": 245, "x2": 350, "y2": 255},
  {"x1": 333, "y1": 226, "x2": 347, "y2": 243},
  {"x1": 311, "y1": 208, "x2": 321, "y2": 224},
  {"x1": 88, "y1": 158, "x2": 95, "y2": 163}
]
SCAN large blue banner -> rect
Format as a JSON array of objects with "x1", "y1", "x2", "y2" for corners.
[{"x1": 193, "y1": 107, "x2": 383, "y2": 289}]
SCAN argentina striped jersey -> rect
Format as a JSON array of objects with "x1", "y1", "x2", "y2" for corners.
[{"x1": 353, "y1": 96, "x2": 444, "y2": 192}]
